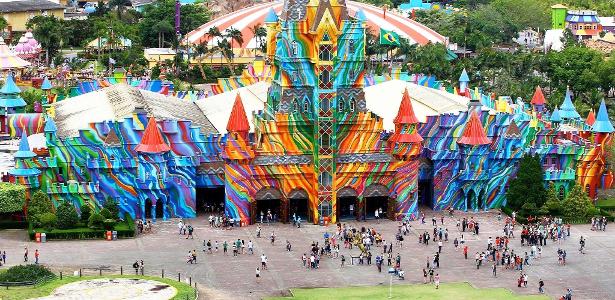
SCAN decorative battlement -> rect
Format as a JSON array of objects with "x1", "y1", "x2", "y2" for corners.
[
  {"x1": 47, "y1": 181, "x2": 100, "y2": 194},
  {"x1": 544, "y1": 167, "x2": 576, "y2": 181}
]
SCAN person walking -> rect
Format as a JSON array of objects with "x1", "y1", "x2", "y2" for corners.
[
  {"x1": 434, "y1": 273, "x2": 440, "y2": 289},
  {"x1": 255, "y1": 267, "x2": 261, "y2": 283},
  {"x1": 492, "y1": 263, "x2": 497, "y2": 277},
  {"x1": 538, "y1": 279, "x2": 544, "y2": 294},
  {"x1": 186, "y1": 225, "x2": 194, "y2": 239},
  {"x1": 341, "y1": 255, "x2": 346, "y2": 267},
  {"x1": 23, "y1": 247, "x2": 28, "y2": 262},
  {"x1": 423, "y1": 268, "x2": 428, "y2": 284},
  {"x1": 34, "y1": 249, "x2": 39, "y2": 264},
  {"x1": 463, "y1": 245, "x2": 468, "y2": 259}
]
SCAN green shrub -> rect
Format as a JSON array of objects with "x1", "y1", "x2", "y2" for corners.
[
  {"x1": 88, "y1": 213, "x2": 105, "y2": 229},
  {"x1": 103, "y1": 198, "x2": 120, "y2": 220},
  {"x1": 99, "y1": 208, "x2": 112, "y2": 219},
  {"x1": 0, "y1": 264, "x2": 55, "y2": 283},
  {"x1": 27, "y1": 191, "x2": 54, "y2": 227},
  {"x1": 0, "y1": 182, "x2": 26, "y2": 213},
  {"x1": 80, "y1": 205, "x2": 91, "y2": 222},
  {"x1": 56, "y1": 202, "x2": 79, "y2": 229},
  {"x1": 103, "y1": 219, "x2": 116, "y2": 230},
  {"x1": 39, "y1": 213, "x2": 57, "y2": 231},
  {"x1": 28, "y1": 218, "x2": 135, "y2": 240}
]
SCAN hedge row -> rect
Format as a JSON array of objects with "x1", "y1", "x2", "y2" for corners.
[{"x1": 28, "y1": 217, "x2": 135, "y2": 240}]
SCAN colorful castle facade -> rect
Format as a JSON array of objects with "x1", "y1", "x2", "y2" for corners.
[{"x1": 9, "y1": 0, "x2": 614, "y2": 224}]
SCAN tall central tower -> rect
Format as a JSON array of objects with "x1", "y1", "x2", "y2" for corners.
[{"x1": 259, "y1": 0, "x2": 366, "y2": 222}]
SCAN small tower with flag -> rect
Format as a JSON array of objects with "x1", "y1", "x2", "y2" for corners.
[
  {"x1": 0, "y1": 73, "x2": 26, "y2": 134},
  {"x1": 559, "y1": 90, "x2": 581, "y2": 120},
  {"x1": 222, "y1": 93, "x2": 254, "y2": 161},
  {"x1": 389, "y1": 88, "x2": 422, "y2": 159},
  {"x1": 457, "y1": 111, "x2": 491, "y2": 212},
  {"x1": 591, "y1": 99, "x2": 614, "y2": 144},
  {"x1": 41, "y1": 77, "x2": 54, "y2": 105}
]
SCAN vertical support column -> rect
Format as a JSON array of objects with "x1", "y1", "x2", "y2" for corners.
[{"x1": 356, "y1": 196, "x2": 363, "y2": 221}]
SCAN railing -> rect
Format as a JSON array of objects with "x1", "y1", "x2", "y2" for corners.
[{"x1": 47, "y1": 181, "x2": 100, "y2": 194}]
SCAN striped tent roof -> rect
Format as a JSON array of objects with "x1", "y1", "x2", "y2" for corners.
[{"x1": 185, "y1": 1, "x2": 445, "y2": 48}]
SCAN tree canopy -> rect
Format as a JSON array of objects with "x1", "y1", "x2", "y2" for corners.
[
  {"x1": 506, "y1": 155, "x2": 547, "y2": 213},
  {"x1": 139, "y1": 0, "x2": 210, "y2": 48},
  {"x1": 0, "y1": 183, "x2": 26, "y2": 213}
]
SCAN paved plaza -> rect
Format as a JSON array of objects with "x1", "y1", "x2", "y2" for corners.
[{"x1": 1, "y1": 211, "x2": 614, "y2": 300}]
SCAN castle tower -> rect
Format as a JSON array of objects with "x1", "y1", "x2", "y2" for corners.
[
  {"x1": 559, "y1": 89, "x2": 581, "y2": 120},
  {"x1": 585, "y1": 109, "x2": 596, "y2": 127},
  {"x1": 223, "y1": 93, "x2": 255, "y2": 161},
  {"x1": 135, "y1": 117, "x2": 171, "y2": 221},
  {"x1": 0, "y1": 73, "x2": 26, "y2": 134},
  {"x1": 263, "y1": 8, "x2": 279, "y2": 61},
  {"x1": 390, "y1": 88, "x2": 423, "y2": 159},
  {"x1": 591, "y1": 99, "x2": 614, "y2": 144},
  {"x1": 457, "y1": 111, "x2": 491, "y2": 212},
  {"x1": 550, "y1": 107, "x2": 562, "y2": 128},
  {"x1": 41, "y1": 77, "x2": 53, "y2": 105},
  {"x1": 9, "y1": 131, "x2": 41, "y2": 196},
  {"x1": 459, "y1": 68, "x2": 470, "y2": 95},
  {"x1": 530, "y1": 86, "x2": 546, "y2": 113}
]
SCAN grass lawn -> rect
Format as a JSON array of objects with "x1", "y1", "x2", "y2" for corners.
[
  {"x1": 268, "y1": 282, "x2": 549, "y2": 300},
  {"x1": 0, "y1": 275, "x2": 196, "y2": 300}
]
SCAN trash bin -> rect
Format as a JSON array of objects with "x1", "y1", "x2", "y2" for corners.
[
  {"x1": 105, "y1": 231, "x2": 112, "y2": 241},
  {"x1": 41, "y1": 233, "x2": 47, "y2": 243},
  {"x1": 112, "y1": 231, "x2": 117, "y2": 240},
  {"x1": 35, "y1": 232, "x2": 41, "y2": 243}
]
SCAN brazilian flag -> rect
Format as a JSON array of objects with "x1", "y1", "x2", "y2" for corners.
[{"x1": 379, "y1": 28, "x2": 401, "y2": 46}]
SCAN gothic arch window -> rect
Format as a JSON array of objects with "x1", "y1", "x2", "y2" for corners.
[
  {"x1": 319, "y1": 44, "x2": 332, "y2": 61},
  {"x1": 348, "y1": 39, "x2": 355, "y2": 53},
  {"x1": 318, "y1": 171, "x2": 332, "y2": 186},
  {"x1": 303, "y1": 98, "x2": 309, "y2": 112},
  {"x1": 321, "y1": 97, "x2": 330, "y2": 112},
  {"x1": 338, "y1": 99, "x2": 345, "y2": 112},
  {"x1": 319, "y1": 69, "x2": 330, "y2": 85},
  {"x1": 349, "y1": 69, "x2": 355, "y2": 81},
  {"x1": 349, "y1": 97, "x2": 355, "y2": 112},
  {"x1": 293, "y1": 98, "x2": 299, "y2": 113},
  {"x1": 322, "y1": 32, "x2": 330, "y2": 41},
  {"x1": 291, "y1": 41, "x2": 298, "y2": 56},
  {"x1": 559, "y1": 185, "x2": 565, "y2": 200},
  {"x1": 291, "y1": 71, "x2": 298, "y2": 83}
]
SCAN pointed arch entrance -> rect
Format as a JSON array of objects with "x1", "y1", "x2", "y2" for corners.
[
  {"x1": 363, "y1": 184, "x2": 390, "y2": 220},
  {"x1": 336, "y1": 187, "x2": 358, "y2": 221},
  {"x1": 288, "y1": 188, "x2": 310, "y2": 223},
  {"x1": 252, "y1": 188, "x2": 286, "y2": 224},
  {"x1": 465, "y1": 189, "x2": 474, "y2": 212}
]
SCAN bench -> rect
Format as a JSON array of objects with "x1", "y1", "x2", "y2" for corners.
[{"x1": 0, "y1": 281, "x2": 36, "y2": 289}]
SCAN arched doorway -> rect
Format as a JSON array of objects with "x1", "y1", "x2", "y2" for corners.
[
  {"x1": 155, "y1": 200, "x2": 164, "y2": 220},
  {"x1": 252, "y1": 188, "x2": 284, "y2": 224},
  {"x1": 364, "y1": 184, "x2": 389, "y2": 220},
  {"x1": 144, "y1": 199, "x2": 153, "y2": 219},
  {"x1": 465, "y1": 189, "x2": 474, "y2": 211},
  {"x1": 195, "y1": 186, "x2": 225, "y2": 214},
  {"x1": 418, "y1": 158, "x2": 434, "y2": 208},
  {"x1": 477, "y1": 189, "x2": 485, "y2": 211},
  {"x1": 337, "y1": 187, "x2": 358, "y2": 221},
  {"x1": 288, "y1": 189, "x2": 310, "y2": 222}
]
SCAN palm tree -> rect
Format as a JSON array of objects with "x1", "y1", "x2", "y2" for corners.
[
  {"x1": 108, "y1": 0, "x2": 131, "y2": 19},
  {"x1": 206, "y1": 26, "x2": 221, "y2": 49},
  {"x1": 193, "y1": 44, "x2": 218, "y2": 81},
  {"x1": 217, "y1": 39, "x2": 233, "y2": 73},
  {"x1": 225, "y1": 27, "x2": 243, "y2": 69},
  {"x1": 249, "y1": 23, "x2": 264, "y2": 56}
]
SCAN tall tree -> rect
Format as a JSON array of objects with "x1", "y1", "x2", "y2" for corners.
[
  {"x1": 506, "y1": 155, "x2": 547, "y2": 212},
  {"x1": 26, "y1": 16, "x2": 64, "y2": 65},
  {"x1": 140, "y1": 0, "x2": 210, "y2": 48}
]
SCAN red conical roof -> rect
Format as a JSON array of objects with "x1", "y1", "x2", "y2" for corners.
[
  {"x1": 394, "y1": 88, "x2": 419, "y2": 124},
  {"x1": 458, "y1": 112, "x2": 491, "y2": 146},
  {"x1": 531, "y1": 86, "x2": 546, "y2": 106},
  {"x1": 227, "y1": 93, "x2": 250, "y2": 133},
  {"x1": 135, "y1": 117, "x2": 171, "y2": 153},
  {"x1": 586, "y1": 109, "x2": 596, "y2": 126}
]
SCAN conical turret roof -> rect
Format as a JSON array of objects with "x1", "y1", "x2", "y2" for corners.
[
  {"x1": 135, "y1": 117, "x2": 171, "y2": 153},
  {"x1": 227, "y1": 93, "x2": 250, "y2": 133},
  {"x1": 504, "y1": 120, "x2": 521, "y2": 139},
  {"x1": 586, "y1": 109, "x2": 595, "y2": 126},
  {"x1": 0, "y1": 73, "x2": 21, "y2": 94},
  {"x1": 264, "y1": 8, "x2": 278, "y2": 23},
  {"x1": 41, "y1": 77, "x2": 52, "y2": 90},
  {"x1": 559, "y1": 90, "x2": 580, "y2": 119},
  {"x1": 459, "y1": 68, "x2": 469, "y2": 82},
  {"x1": 592, "y1": 99, "x2": 614, "y2": 133},
  {"x1": 550, "y1": 108, "x2": 562, "y2": 123},
  {"x1": 14, "y1": 131, "x2": 36, "y2": 158},
  {"x1": 458, "y1": 112, "x2": 491, "y2": 145},
  {"x1": 394, "y1": 88, "x2": 419, "y2": 124},
  {"x1": 530, "y1": 86, "x2": 546, "y2": 106}
]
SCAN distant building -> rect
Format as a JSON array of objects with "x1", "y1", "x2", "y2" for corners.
[
  {"x1": 566, "y1": 10, "x2": 602, "y2": 40},
  {"x1": 0, "y1": 0, "x2": 65, "y2": 31},
  {"x1": 514, "y1": 29, "x2": 541, "y2": 48},
  {"x1": 551, "y1": 4, "x2": 567, "y2": 30},
  {"x1": 601, "y1": 17, "x2": 615, "y2": 34},
  {"x1": 144, "y1": 48, "x2": 176, "y2": 68}
]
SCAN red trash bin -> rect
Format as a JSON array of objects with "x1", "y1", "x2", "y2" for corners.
[
  {"x1": 35, "y1": 232, "x2": 41, "y2": 243},
  {"x1": 105, "y1": 231, "x2": 112, "y2": 241}
]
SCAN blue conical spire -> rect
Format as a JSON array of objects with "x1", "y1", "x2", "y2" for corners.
[
  {"x1": 354, "y1": 9, "x2": 367, "y2": 21},
  {"x1": 14, "y1": 131, "x2": 36, "y2": 159},
  {"x1": 41, "y1": 77, "x2": 53, "y2": 90},
  {"x1": 459, "y1": 69, "x2": 470, "y2": 82},
  {"x1": 0, "y1": 73, "x2": 21, "y2": 94},
  {"x1": 44, "y1": 117, "x2": 57, "y2": 132},
  {"x1": 559, "y1": 90, "x2": 581, "y2": 119},
  {"x1": 264, "y1": 8, "x2": 278, "y2": 23},
  {"x1": 592, "y1": 99, "x2": 614, "y2": 133},
  {"x1": 550, "y1": 108, "x2": 562, "y2": 123}
]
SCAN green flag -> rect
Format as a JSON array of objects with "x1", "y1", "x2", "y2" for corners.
[{"x1": 379, "y1": 28, "x2": 401, "y2": 46}]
